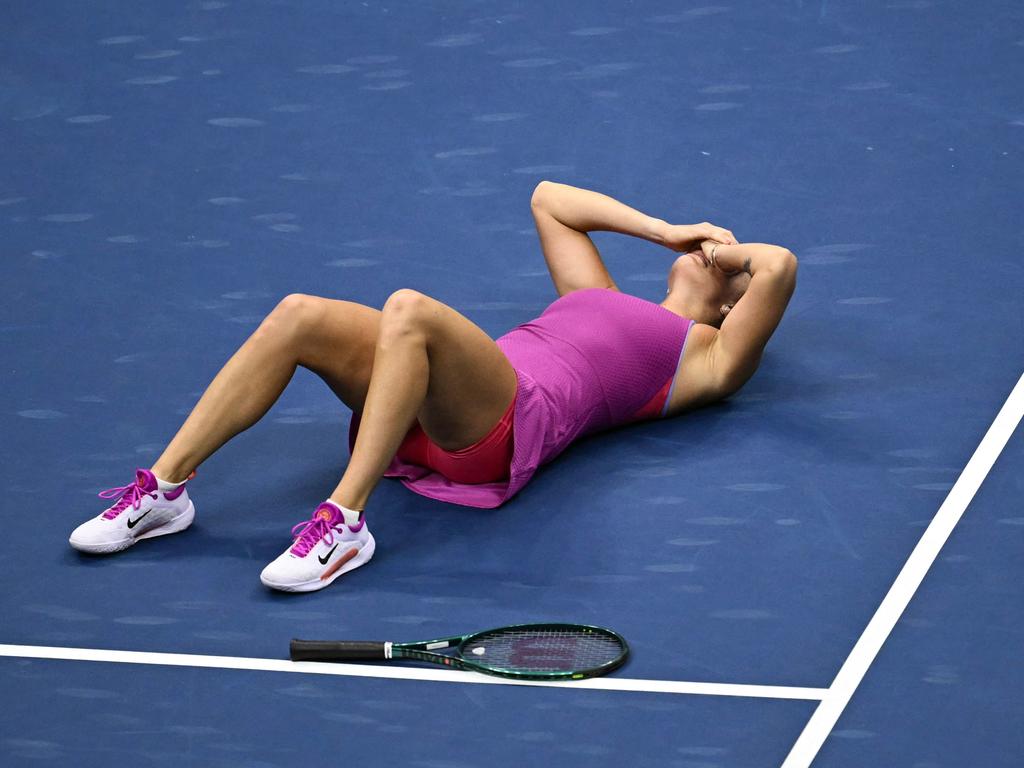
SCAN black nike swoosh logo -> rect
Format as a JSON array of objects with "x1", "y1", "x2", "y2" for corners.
[
  {"x1": 318, "y1": 544, "x2": 339, "y2": 565},
  {"x1": 126, "y1": 509, "x2": 153, "y2": 529}
]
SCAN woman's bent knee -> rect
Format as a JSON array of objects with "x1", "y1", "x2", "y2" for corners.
[
  {"x1": 382, "y1": 288, "x2": 428, "y2": 315},
  {"x1": 380, "y1": 289, "x2": 431, "y2": 333},
  {"x1": 258, "y1": 293, "x2": 324, "y2": 338}
]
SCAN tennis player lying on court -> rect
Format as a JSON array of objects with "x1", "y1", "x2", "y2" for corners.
[{"x1": 69, "y1": 181, "x2": 797, "y2": 592}]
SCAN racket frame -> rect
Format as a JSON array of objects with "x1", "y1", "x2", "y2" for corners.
[{"x1": 292, "y1": 622, "x2": 629, "y2": 681}]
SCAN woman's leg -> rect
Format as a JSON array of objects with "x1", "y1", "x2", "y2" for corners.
[
  {"x1": 331, "y1": 289, "x2": 518, "y2": 511},
  {"x1": 150, "y1": 294, "x2": 381, "y2": 483}
]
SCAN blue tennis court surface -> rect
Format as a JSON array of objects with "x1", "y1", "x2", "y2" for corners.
[
  {"x1": 3, "y1": 1, "x2": 1022, "y2": 766},
  {"x1": 818, "y1": 429, "x2": 1024, "y2": 766},
  {"x1": 1, "y1": 658, "x2": 817, "y2": 765}
]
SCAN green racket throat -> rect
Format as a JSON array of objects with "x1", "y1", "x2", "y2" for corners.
[{"x1": 290, "y1": 622, "x2": 629, "y2": 681}]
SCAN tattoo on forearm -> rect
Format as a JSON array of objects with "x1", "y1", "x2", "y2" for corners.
[{"x1": 742, "y1": 257, "x2": 752, "y2": 275}]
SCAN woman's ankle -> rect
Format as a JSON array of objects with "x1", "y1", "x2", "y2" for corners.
[
  {"x1": 150, "y1": 463, "x2": 194, "y2": 485},
  {"x1": 326, "y1": 498, "x2": 364, "y2": 528}
]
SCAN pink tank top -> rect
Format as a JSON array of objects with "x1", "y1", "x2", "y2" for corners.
[{"x1": 498, "y1": 288, "x2": 695, "y2": 446}]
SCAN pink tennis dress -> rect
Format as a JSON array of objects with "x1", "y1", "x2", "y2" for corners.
[{"x1": 348, "y1": 288, "x2": 696, "y2": 508}]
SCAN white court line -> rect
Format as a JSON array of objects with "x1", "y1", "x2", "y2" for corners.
[
  {"x1": 0, "y1": 644, "x2": 826, "y2": 701},
  {"x1": 782, "y1": 371, "x2": 1024, "y2": 768}
]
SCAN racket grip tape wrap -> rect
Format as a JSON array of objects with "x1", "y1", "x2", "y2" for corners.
[{"x1": 290, "y1": 639, "x2": 390, "y2": 662}]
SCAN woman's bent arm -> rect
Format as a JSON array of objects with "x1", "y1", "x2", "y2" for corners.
[
  {"x1": 531, "y1": 181, "x2": 668, "y2": 244},
  {"x1": 707, "y1": 245, "x2": 798, "y2": 395}
]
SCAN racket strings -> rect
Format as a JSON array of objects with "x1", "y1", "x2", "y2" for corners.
[{"x1": 462, "y1": 628, "x2": 624, "y2": 673}]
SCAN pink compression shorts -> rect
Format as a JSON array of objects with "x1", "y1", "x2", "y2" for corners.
[{"x1": 394, "y1": 393, "x2": 516, "y2": 485}]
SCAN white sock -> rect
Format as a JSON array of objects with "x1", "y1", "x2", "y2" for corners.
[
  {"x1": 154, "y1": 474, "x2": 186, "y2": 491},
  {"x1": 324, "y1": 499, "x2": 363, "y2": 528}
]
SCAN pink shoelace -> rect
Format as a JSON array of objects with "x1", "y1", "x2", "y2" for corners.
[
  {"x1": 98, "y1": 482, "x2": 156, "y2": 520},
  {"x1": 290, "y1": 512, "x2": 345, "y2": 558}
]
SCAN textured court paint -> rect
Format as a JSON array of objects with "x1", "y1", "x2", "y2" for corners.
[
  {"x1": 0, "y1": 644, "x2": 827, "y2": 700},
  {"x1": 0, "y1": 658, "x2": 817, "y2": 768},
  {"x1": 783, "y1": 372, "x2": 1024, "y2": 767},
  {"x1": 2, "y1": 1, "x2": 1023, "y2": 766},
  {"x1": 820, "y1": 427, "x2": 1024, "y2": 766}
]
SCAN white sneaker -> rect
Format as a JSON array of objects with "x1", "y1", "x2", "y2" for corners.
[
  {"x1": 260, "y1": 502, "x2": 375, "y2": 592},
  {"x1": 69, "y1": 468, "x2": 195, "y2": 554}
]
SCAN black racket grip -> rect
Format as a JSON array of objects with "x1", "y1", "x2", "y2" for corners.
[{"x1": 290, "y1": 639, "x2": 388, "y2": 662}]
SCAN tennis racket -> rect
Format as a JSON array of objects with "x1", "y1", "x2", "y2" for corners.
[{"x1": 290, "y1": 622, "x2": 628, "y2": 680}]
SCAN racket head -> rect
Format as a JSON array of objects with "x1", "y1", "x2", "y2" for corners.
[{"x1": 455, "y1": 622, "x2": 629, "y2": 680}]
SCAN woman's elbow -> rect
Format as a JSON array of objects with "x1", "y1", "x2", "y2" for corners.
[{"x1": 772, "y1": 246, "x2": 798, "y2": 272}]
